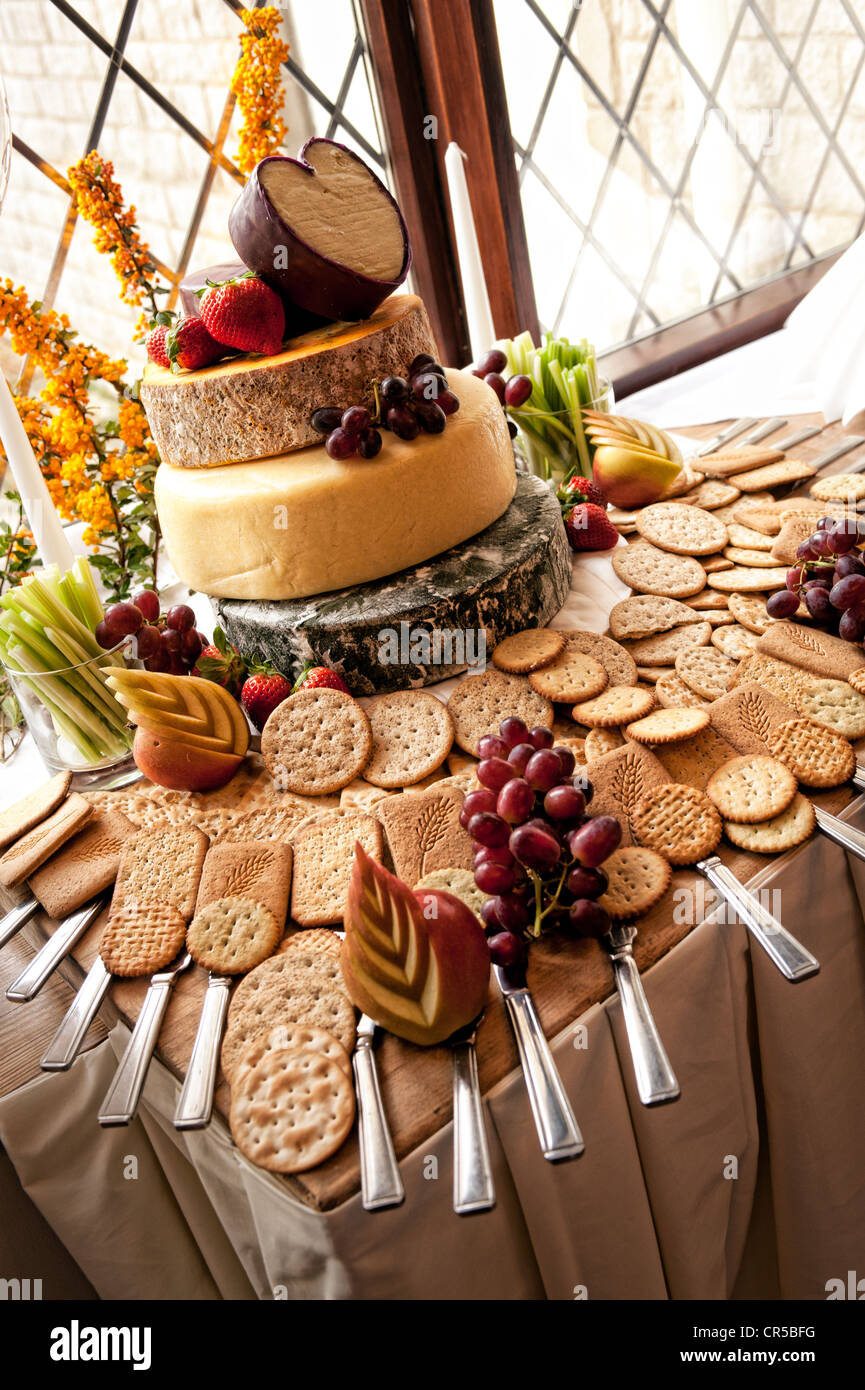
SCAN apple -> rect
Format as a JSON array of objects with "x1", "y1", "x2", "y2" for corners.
[
  {"x1": 340, "y1": 846, "x2": 490, "y2": 1046},
  {"x1": 132, "y1": 727, "x2": 243, "y2": 792},
  {"x1": 592, "y1": 443, "x2": 682, "y2": 509}
]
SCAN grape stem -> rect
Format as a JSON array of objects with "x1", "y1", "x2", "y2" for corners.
[{"x1": 527, "y1": 861, "x2": 572, "y2": 939}]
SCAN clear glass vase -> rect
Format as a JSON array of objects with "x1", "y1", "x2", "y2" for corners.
[
  {"x1": 511, "y1": 376, "x2": 615, "y2": 485},
  {"x1": 2, "y1": 639, "x2": 141, "y2": 789}
]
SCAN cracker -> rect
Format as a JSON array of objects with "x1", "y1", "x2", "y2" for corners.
[
  {"x1": 492, "y1": 627, "x2": 565, "y2": 673},
  {"x1": 598, "y1": 847, "x2": 671, "y2": 921},
  {"x1": 709, "y1": 683, "x2": 798, "y2": 756},
  {"x1": 339, "y1": 778, "x2": 393, "y2": 811},
  {"x1": 710, "y1": 624, "x2": 759, "y2": 661},
  {"x1": 290, "y1": 810, "x2": 382, "y2": 926},
  {"x1": 625, "y1": 707, "x2": 710, "y2": 744},
  {"x1": 756, "y1": 622, "x2": 865, "y2": 682},
  {"x1": 631, "y1": 784, "x2": 722, "y2": 865},
  {"x1": 558, "y1": 629, "x2": 638, "y2": 687},
  {"x1": 278, "y1": 927, "x2": 343, "y2": 957},
  {"x1": 798, "y1": 679, "x2": 865, "y2": 739},
  {"x1": 634, "y1": 503, "x2": 727, "y2": 556},
  {"x1": 698, "y1": 446, "x2": 785, "y2": 477},
  {"x1": 447, "y1": 670, "x2": 553, "y2": 756},
  {"x1": 728, "y1": 592, "x2": 774, "y2": 634},
  {"x1": 100, "y1": 900, "x2": 187, "y2": 977},
  {"x1": 584, "y1": 727, "x2": 625, "y2": 760},
  {"x1": 686, "y1": 480, "x2": 740, "y2": 509},
  {"x1": 187, "y1": 897, "x2": 281, "y2": 974},
  {"x1": 528, "y1": 649, "x2": 608, "y2": 703},
  {"x1": 233, "y1": 1022, "x2": 350, "y2": 1086},
  {"x1": 810, "y1": 473, "x2": 865, "y2": 502},
  {"x1": 585, "y1": 742, "x2": 669, "y2": 843},
  {"x1": 705, "y1": 755, "x2": 798, "y2": 823},
  {"x1": 655, "y1": 726, "x2": 740, "y2": 791},
  {"x1": 636, "y1": 666, "x2": 675, "y2": 684},
  {"x1": 229, "y1": 1046, "x2": 355, "y2": 1174},
  {"x1": 378, "y1": 786, "x2": 471, "y2": 887},
  {"x1": 728, "y1": 653, "x2": 812, "y2": 709},
  {"x1": 415, "y1": 867, "x2": 488, "y2": 922},
  {"x1": 361, "y1": 691, "x2": 453, "y2": 788},
  {"x1": 611, "y1": 539, "x2": 706, "y2": 598},
  {"x1": 195, "y1": 840, "x2": 291, "y2": 927},
  {"x1": 728, "y1": 459, "x2": 816, "y2": 491},
  {"x1": 223, "y1": 949, "x2": 354, "y2": 1078},
  {"x1": 707, "y1": 566, "x2": 788, "y2": 592},
  {"x1": 623, "y1": 621, "x2": 712, "y2": 668},
  {"x1": 608, "y1": 595, "x2": 707, "y2": 641},
  {"x1": 655, "y1": 671, "x2": 711, "y2": 710},
  {"x1": 261, "y1": 688, "x2": 372, "y2": 796},
  {"x1": 701, "y1": 555, "x2": 734, "y2": 573},
  {"x1": 111, "y1": 824, "x2": 208, "y2": 921},
  {"x1": 723, "y1": 547, "x2": 784, "y2": 568},
  {"x1": 0, "y1": 771, "x2": 71, "y2": 852},
  {"x1": 847, "y1": 668, "x2": 865, "y2": 695},
  {"x1": 0, "y1": 793, "x2": 93, "y2": 890},
  {"x1": 571, "y1": 685, "x2": 655, "y2": 728},
  {"x1": 214, "y1": 802, "x2": 313, "y2": 846},
  {"x1": 723, "y1": 793, "x2": 816, "y2": 854},
  {"x1": 705, "y1": 610, "x2": 736, "y2": 627},
  {"x1": 725, "y1": 522, "x2": 774, "y2": 550},
  {"x1": 771, "y1": 516, "x2": 822, "y2": 565},
  {"x1": 609, "y1": 507, "x2": 638, "y2": 532},
  {"x1": 27, "y1": 808, "x2": 136, "y2": 920},
  {"x1": 675, "y1": 646, "x2": 738, "y2": 700},
  {"x1": 767, "y1": 717, "x2": 855, "y2": 789}
]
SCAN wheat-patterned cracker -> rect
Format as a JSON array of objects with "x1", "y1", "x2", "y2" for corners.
[
  {"x1": 195, "y1": 840, "x2": 291, "y2": 927},
  {"x1": 377, "y1": 785, "x2": 471, "y2": 887},
  {"x1": 585, "y1": 742, "x2": 669, "y2": 844},
  {"x1": 709, "y1": 683, "x2": 798, "y2": 756},
  {"x1": 0, "y1": 771, "x2": 71, "y2": 852},
  {"x1": 0, "y1": 793, "x2": 92, "y2": 889},
  {"x1": 756, "y1": 621, "x2": 865, "y2": 682}
]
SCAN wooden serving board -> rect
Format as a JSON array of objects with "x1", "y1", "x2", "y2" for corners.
[{"x1": 10, "y1": 412, "x2": 865, "y2": 1212}]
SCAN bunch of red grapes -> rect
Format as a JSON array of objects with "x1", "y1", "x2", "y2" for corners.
[
  {"x1": 95, "y1": 591, "x2": 208, "y2": 675},
  {"x1": 471, "y1": 347, "x2": 532, "y2": 440},
  {"x1": 766, "y1": 514, "x2": 865, "y2": 642},
  {"x1": 311, "y1": 353, "x2": 460, "y2": 460},
  {"x1": 462, "y1": 716, "x2": 623, "y2": 970}
]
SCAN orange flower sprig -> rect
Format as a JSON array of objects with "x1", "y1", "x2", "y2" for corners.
[
  {"x1": 67, "y1": 152, "x2": 172, "y2": 337},
  {"x1": 232, "y1": 6, "x2": 289, "y2": 175},
  {"x1": 0, "y1": 278, "x2": 160, "y2": 597}
]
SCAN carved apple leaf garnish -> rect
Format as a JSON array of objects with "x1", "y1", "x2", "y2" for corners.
[{"x1": 345, "y1": 844, "x2": 431, "y2": 1009}]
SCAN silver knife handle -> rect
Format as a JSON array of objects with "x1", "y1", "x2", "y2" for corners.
[
  {"x1": 853, "y1": 767, "x2": 865, "y2": 794},
  {"x1": 98, "y1": 976, "x2": 174, "y2": 1126},
  {"x1": 41, "y1": 958, "x2": 111, "y2": 1070},
  {"x1": 741, "y1": 417, "x2": 787, "y2": 444},
  {"x1": 0, "y1": 895, "x2": 39, "y2": 950},
  {"x1": 452, "y1": 1041, "x2": 495, "y2": 1214},
  {"x1": 502, "y1": 990, "x2": 583, "y2": 1159},
  {"x1": 815, "y1": 806, "x2": 865, "y2": 865},
  {"x1": 6, "y1": 896, "x2": 105, "y2": 1001},
  {"x1": 698, "y1": 856, "x2": 819, "y2": 981},
  {"x1": 173, "y1": 975, "x2": 231, "y2": 1130},
  {"x1": 610, "y1": 953, "x2": 680, "y2": 1105},
  {"x1": 696, "y1": 418, "x2": 758, "y2": 456},
  {"x1": 352, "y1": 1042, "x2": 404, "y2": 1210}
]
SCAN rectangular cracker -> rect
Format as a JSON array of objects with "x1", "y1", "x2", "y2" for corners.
[
  {"x1": 728, "y1": 653, "x2": 811, "y2": 709},
  {"x1": 111, "y1": 823, "x2": 209, "y2": 921},
  {"x1": 709, "y1": 683, "x2": 799, "y2": 756},
  {"x1": 28, "y1": 808, "x2": 137, "y2": 919},
  {"x1": 698, "y1": 446, "x2": 785, "y2": 478},
  {"x1": 583, "y1": 741, "x2": 669, "y2": 845},
  {"x1": 378, "y1": 785, "x2": 471, "y2": 887},
  {"x1": 0, "y1": 793, "x2": 93, "y2": 889},
  {"x1": 756, "y1": 621, "x2": 865, "y2": 681},
  {"x1": 195, "y1": 839, "x2": 292, "y2": 929},
  {"x1": 291, "y1": 811, "x2": 383, "y2": 926},
  {"x1": 0, "y1": 771, "x2": 71, "y2": 852},
  {"x1": 728, "y1": 460, "x2": 816, "y2": 491}
]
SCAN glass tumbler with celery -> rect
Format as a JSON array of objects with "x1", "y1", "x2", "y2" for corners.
[
  {"x1": 0, "y1": 557, "x2": 138, "y2": 782},
  {"x1": 503, "y1": 332, "x2": 613, "y2": 484}
]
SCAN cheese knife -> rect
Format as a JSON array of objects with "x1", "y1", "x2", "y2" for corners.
[
  {"x1": 41, "y1": 957, "x2": 112, "y2": 1070},
  {"x1": 739, "y1": 417, "x2": 788, "y2": 445},
  {"x1": 0, "y1": 894, "x2": 39, "y2": 951},
  {"x1": 695, "y1": 856, "x2": 819, "y2": 981},
  {"x1": 450, "y1": 1013, "x2": 495, "y2": 1214},
  {"x1": 5, "y1": 894, "x2": 108, "y2": 1002},
  {"x1": 173, "y1": 972, "x2": 232, "y2": 1130},
  {"x1": 353, "y1": 1011, "x2": 404, "y2": 1210},
  {"x1": 695, "y1": 419, "x2": 759, "y2": 457},
  {"x1": 602, "y1": 925, "x2": 680, "y2": 1106},
  {"x1": 493, "y1": 962, "x2": 583, "y2": 1161},
  {"x1": 99, "y1": 952, "x2": 193, "y2": 1126}
]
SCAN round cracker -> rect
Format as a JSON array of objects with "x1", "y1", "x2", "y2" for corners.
[
  {"x1": 232, "y1": 1021, "x2": 351, "y2": 1084},
  {"x1": 654, "y1": 671, "x2": 711, "y2": 710},
  {"x1": 675, "y1": 646, "x2": 738, "y2": 700},
  {"x1": 186, "y1": 897, "x2": 281, "y2": 975},
  {"x1": 810, "y1": 473, "x2": 865, "y2": 502},
  {"x1": 447, "y1": 670, "x2": 553, "y2": 756},
  {"x1": 492, "y1": 627, "x2": 565, "y2": 673},
  {"x1": 767, "y1": 718, "x2": 855, "y2": 789},
  {"x1": 571, "y1": 684, "x2": 655, "y2": 728},
  {"x1": 727, "y1": 592, "x2": 775, "y2": 634},
  {"x1": 261, "y1": 688, "x2": 372, "y2": 796},
  {"x1": 608, "y1": 595, "x2": 707, "y2": 641},
  {"x1": 278, "y1": 927, "x2": 343, "y2": 959},
  {"x1": 559, "y1": 629, "x2": 638, "y2": 686},
  {"x1": 584, "y1": 727, "x2": 625, "y2": 760},
  {"x1": 361, "y1": 691, "x2": 453, "y2": 788},
  {"x1": 710, "y1": 624, "x2": 759, "y2": 660},
  {"x1": 229, "y1": 1046, "x2": 355, "y2": 1174},
  {"x1": 847, "y1": 668, "x2": 865, "y2": 695},
  {"x1": 598, "y1": 847, "x2": 672, "y2": 922},
  {"x1": 612, "y1": 539, "x2": 706, "y2": 597},
  {"x1": 625, "y1": 707, "x2": 710, "y2": 744},
  {"x1": 528, "y1": 650, "x2": 608, "y2": 703},
  {"x1": 705, "y1": 755, "x2": 798, "y2": 824},
  {"x1": 686, "y1": 480, "x2": 740, "y2": 509},
  {"x1": 635, "y1": 502, "x2": 728, "y2": 556},
  {"x1": 723, "y1": 793, "x2": 816, "y2": 853},
  {"x1": 100, "y1": 901, "x2": 187, "y2": 978},
  {"x1": 631, "y1": 784, "x2": 722, "y2": 866},
  {"x1": 707, "y1": 567, "x2": 788, "y2": 592},
  {"x1": 223, "y1": 949, "x2": 354, "y2": 1079}
]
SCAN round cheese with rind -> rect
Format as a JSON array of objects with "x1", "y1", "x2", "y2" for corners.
[
  {"x1": 154, "y1": 369, "x2": 516, "y2": 602},
  {"x1": 140, "y1": 293, "x2": 435, "y2": 468}
]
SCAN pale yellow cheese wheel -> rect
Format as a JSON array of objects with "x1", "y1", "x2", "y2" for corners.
[{"x1": 155, "y1": 370, "x2": 516, "y2": 601}]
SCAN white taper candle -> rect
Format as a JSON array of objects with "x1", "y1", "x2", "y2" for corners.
[
  {"x1": 0, "y1": 370, "x2": 75, "y2": 571},
  {"x1": 444, "y1": 142, "x2": 496, "y2": 363}
]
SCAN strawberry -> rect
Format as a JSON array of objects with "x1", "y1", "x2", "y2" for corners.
[
  {"x1": 192, "y1": 626, "x2": 247, "y2": 697},
  {"x1": 557, "y1": 473, "x2": 607, "y2": 510},
  {"x1": 564, "y1": 502, "x2": 619, "y2": 552},
  {"x1": 165, "y1": 317, "x2": 224, "y2": 374},
  {"x1": 146, "y1": 325, "x2": 170, "y2": 368},
  {"x1": 292, "y1": 664, "x2": 351, "y2": 695},
  {"x1": 240, "y1": 660, "x2": 293, "y2": 732},
  {"x1": 198, "y1": 274, "x2": 285, "y2": 357}
]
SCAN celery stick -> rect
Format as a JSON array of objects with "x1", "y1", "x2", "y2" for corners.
[
  {"x1": 14, "y1": 673, "x2": 104, "y2": 762},
  {"x1": 9, "y1": 645, "x2": 128, "y2": 756},
  {"x1": 44, "y1": 625, "x2": 129, "y2": 729},
  {"x1": 72, "y1": 557, "x2": 104, "y2": 632},
  {"x1": 10, "y1": 577, "x2": 103, "y2": 658}
]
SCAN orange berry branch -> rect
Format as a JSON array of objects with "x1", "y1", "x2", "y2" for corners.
[{"x1": 232, "y1": 5, "x2": 289, "y2": 175}]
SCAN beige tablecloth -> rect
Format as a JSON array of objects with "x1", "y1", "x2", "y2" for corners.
[{"x1": 2, "y1": 801, "x2": 864, "y2": 1300}]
